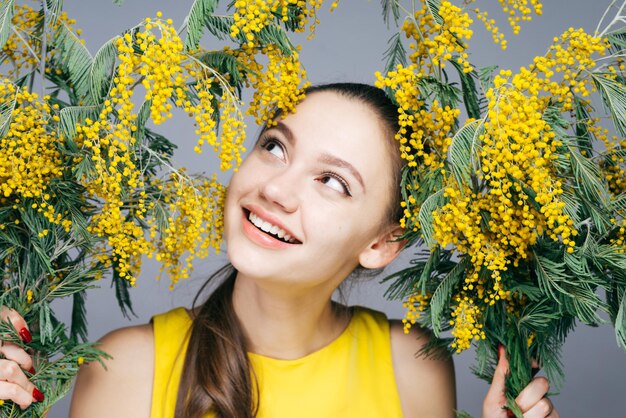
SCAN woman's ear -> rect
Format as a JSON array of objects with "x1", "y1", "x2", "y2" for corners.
[{"x1": 358, "y1": 225, "x2": 406, "y2": 269}]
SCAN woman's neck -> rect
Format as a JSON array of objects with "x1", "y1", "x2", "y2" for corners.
[{"x1": 231, "y1": 274, "x2": 351, "y2": 360}]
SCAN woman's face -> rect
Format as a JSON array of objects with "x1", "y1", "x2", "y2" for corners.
[{"x1": 224, "y1": 91, "x2": 399, "y2": 289}]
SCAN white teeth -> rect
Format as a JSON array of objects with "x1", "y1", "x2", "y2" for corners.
[
  {"x1": 248, "y1": 211, "x2": 296, "y2": 243},
  {"x1": 261, "y1": 221, "x2": 272, "y2": 232}
]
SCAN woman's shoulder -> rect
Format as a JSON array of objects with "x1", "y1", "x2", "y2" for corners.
[
  {"x1": 68, "y1": 319, "x2": 157, "y2": 418},
  {"x1": 388, "y1": 319, "x2": 457, "y2": 418}
]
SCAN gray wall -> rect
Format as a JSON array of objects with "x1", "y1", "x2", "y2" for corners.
[{"x1": 47, "y1": 1, "x2": 626, "y2": 417}]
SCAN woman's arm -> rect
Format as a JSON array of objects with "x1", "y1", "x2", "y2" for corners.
[
  {"x1": 390, "y1": 320, "x2": 457, "y2": 418},
  {"x1": 68, "y1": 323, "x2": 155, "y2": 418}
]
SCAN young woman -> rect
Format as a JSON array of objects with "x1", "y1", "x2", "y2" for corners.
[{"x1": 0, "y1": 83, "x2": 558, "y2": 418}]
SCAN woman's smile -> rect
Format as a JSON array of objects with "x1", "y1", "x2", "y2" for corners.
[{"x1": 241, "y1": 207, "x2": 303, "y2": 249}]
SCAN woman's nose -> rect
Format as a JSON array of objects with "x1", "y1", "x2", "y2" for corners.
[{"x1": 259, "y1": 170, "x2": 300, "y2": 213}]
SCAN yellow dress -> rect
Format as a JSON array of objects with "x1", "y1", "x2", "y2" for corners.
[{"x1": 150, "y1": 306, "x2": 405, "y2": 418}]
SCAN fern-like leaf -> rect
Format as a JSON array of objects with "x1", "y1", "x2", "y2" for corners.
[
  {"x1": 418, "y1": 189, "x2": 445, "y2": 247},
  {"x1": 183, "y1": 0, "x2": 218, "y2": 51},
  {"x1": 52, "y1": 21, "x2": 94, "y2": 100},
  {"x1": 568, "y1": 147, "x2": 609, "y2": 206},
  {"x1": 425, "y1": 0, "x2": 443, "y2": 25},
  {"x1": 430, "y1": 258, "x2": 468, "y2": 336},
  {"x1": 0, "y1": 84, "x2": 17, "y2": 138},
  {"x1": 447, "y1": 118, "x2": 482, "y2": 187},
  {"x1": 0, "y1": 0, "x2": 14, "y2": 51},
  {"x1": 616, "y1": 290, "x2": 626, "y2": 350},
  {"x1": 450, "y1": 61, "x2": 482, "y2": 119},
  {"x1": 44, "y1": 0, "x2": 63, "y2": 27},
  {"x1": 592, "y1": 73, "x2": 626, "y2": 137},
  {"x1": 88, "y1": 36, "x2": 118, "y2": 105},
  {"x1": 383, "y1": 32, "x2": 407, "y2": 75},
  {"x1": 59, "y1": 105, "x2": 99, "y2": 141},
  {"x1": 380, "y1": 0, "x2": 400, "y2": 26}
]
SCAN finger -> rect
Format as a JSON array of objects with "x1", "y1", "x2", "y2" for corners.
[
  {"x1": 0, "y1": 359, "x2": 42, "y2": 409},
  {"x1": 0, "y1": 307, "x2": 31, "y2": 344},
  {"x1": 548, "y1": 406, "x2": 560, "y2": 418},
  {"x1": 491, "y1": 345, "x2": 510, "y2": 389},
  {"x1": 0, "y1": 342, "x2": 34, "y2": 373},
  {"x1": 520, "y1": 397, "x2": 553, "y2": 418},
  {"x1": 0, "y1": 359, "x2": 35, "y2": 393},
  {"x1": 483, "y1": 344, "x2": 510, "y2": 417},
  {"x1": 0, "y1": 381, "x2": 37, "y2": 410},
  {"x1": 516, "y1": 376, "x2": 550, "y2": 413}
]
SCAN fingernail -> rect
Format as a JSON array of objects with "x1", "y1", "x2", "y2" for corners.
[
  {"x1": 497, "y1": 343, "x2": 504, "y2": 360},
  {"x1": 19, "y1": 328, "x2": 32, "y2": 344},
  {"x1": 28, "y1": 366, "x2": 36, "y2": 375},
  {"x1": 506, "y1": 408, "x2": 515, "y2": 418},
  {"x1": 32, "y1": 387, "x2": 44, "y2": 402}
]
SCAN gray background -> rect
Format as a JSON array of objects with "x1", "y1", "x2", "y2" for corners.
[{"x1": 45, "y1": 1, "x2": 626, "y2": 417}]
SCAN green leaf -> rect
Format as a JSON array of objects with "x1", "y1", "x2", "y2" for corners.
[
  {"x1": 518, "y1": 299, "x2": 561, "y2": 332},
  {"x1": 430, "y1": 258, "x2": 468, "y2": 336},
  {"x1": 610, "y1": 192, "x2": 626, "y2": 213},
  {"x1": 380, "y1": 0, "x2": 400, "y2": 26},
  {"x1": 197, "y1": 50, "x2": 244, "y2": 86},
  {"x1": 52, "y1": 21, "x2": 94, "y2": 100},
  {"x1": 0, "y1": 83, "x2": 17, "y2": 138},
  {"x1": 254, "y1": 23, "x2": 294, "y2": 55},
  {"x1": 425, "y1": 0, "x2": 443, "y2": 25},
  {"x1": 70, "y1": 291, "x2": 87, "y2": 343},
  {"x1": 44, "y1": 0, "x2": 63, "y2": 27},
  {"x1": 134, "y1": 99, "x2": 152, "y2": 143},
  {"x1": 112, "y1": 267, "x2": 135, "y2": 319},
  {"x1": 419, "y1": 189, "x2": 445, "y2": 247},
  {"x1": 477, "y1": 65, "x2": 498, "y2": 93},
  {"x1": 183, "y1": 0, "x2": 218, "y2": 51},
  {"x1": 569, "y1": 147, "x2": 609, "y2": 206},
  {"x1": 383, "y1": 32, "x2": 407, "y2": 75},
  {"x1": 88, "y1": 36, "x2": 118, "y2": 105},
  {"x1": 418, "y1": 76, "x2": 461, "y2": 109},
  {"x1": 0, "y1": 0, "x2": 14, "y2": 51},
  {"x1": 59, "y1": 105, "x2": 99, "y2": 141},
  {"x1": 592, "y1": 73, "x2": 626, "y2": 137},
  {"x1": 200, "y1": 14, "x2": 235, "y2": 41},
  {"x1": 450, "y1": 62, "x2": 482, "y2": 119},
  {"x1": 533, "y1": 252, "x2": 568, "y2": 302},
  {"x1": 447, "y1": 119, "x2": 482, "y2": 187},
  {"x1": 38, "y1": 303, "x2": 53, "y2": 344},
  {"x1": 572, "y1": 95, "x2": 595, "y2": 153},
  {"x1": 616, "y1": 289, "x2": 626, "y2": 350}
]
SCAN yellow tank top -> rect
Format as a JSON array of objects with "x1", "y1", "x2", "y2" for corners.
[{"x1": 150, "y1": 306, "x2": 404, "y2": 418}]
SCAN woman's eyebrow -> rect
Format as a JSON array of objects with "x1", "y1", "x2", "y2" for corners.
[
  {"x1": 273, "y1": 121, "x2": 295, "y2": 144},
  {"x1": 318, "y1": 153, "x2": 365, "y2": 191}
]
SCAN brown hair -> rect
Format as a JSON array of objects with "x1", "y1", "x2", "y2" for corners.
[{"x1": 175, "y1": 83, "x2": 403, "y2": 418}]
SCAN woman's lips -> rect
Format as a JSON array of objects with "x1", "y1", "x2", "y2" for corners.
[{"x1": 241, "y1": 209, "x2": 301, "y2": 249}]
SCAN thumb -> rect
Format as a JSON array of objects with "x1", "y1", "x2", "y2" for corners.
[{"x1": 483, "y1": 344, "x2": 510, "y2": 418}]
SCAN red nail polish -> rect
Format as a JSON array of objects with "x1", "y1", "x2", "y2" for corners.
[
  {"x1": 32, "y1": 387, "x2": 44, "y2": 403},
  {"x1": 497, "y1": 343, "x2": 504, "y2": 360},
  {"x1": 28, "y1": 366, "x2": 36, "y2": 375},
  {"x1": 506, "y1": 408, "x2": 515, "y2": 418},
  {"x1": 19, "y1": 328, "x2": 32, "y2": 344}
]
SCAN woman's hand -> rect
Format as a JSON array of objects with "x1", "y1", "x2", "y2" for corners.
[
  {"x1": 0, "y1": 307, "x2": 44, "y2": 409},
  {"x1": 483, "y1": 345, "x2": 559, "y2": 418}
]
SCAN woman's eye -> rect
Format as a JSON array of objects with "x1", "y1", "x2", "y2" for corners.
[
  {"x1": 319, "y1": 173, "x2": 351, "y2": 196},
  {"x1": 261, "y1": 138, "x2": 285, "y2": 159}
]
